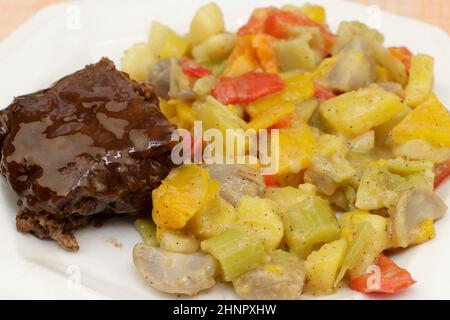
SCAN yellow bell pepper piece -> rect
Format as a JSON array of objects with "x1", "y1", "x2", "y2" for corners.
[
  {"x1": 222, "y1": 53, "x2": 258, "y2": 77},
  {"x1": 245, "y1": 73, "x2": 314, "y2": 119},
  {"x1": 390, "y1": 93, "x2": 450, "y2": 147},
  {"x1": 320, "y1": 86, "x2": 405, "y2": 136},
  {"x1": 405, "y1": 54, "x2": 434, "y2": 108},
  {"x1": 276, "y1": 124, "x2": 315, "y2": 175},
  {"x1": 246, "y1": 102, "x2": 295, "y2": 130},
  {"x1": 152, "y1": 165, "x2": 220, "y2": 229}
]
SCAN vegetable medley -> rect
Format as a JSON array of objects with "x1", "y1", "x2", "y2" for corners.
[{"x1": 123, "y1": 2, "x2": 450, "y2": 299}]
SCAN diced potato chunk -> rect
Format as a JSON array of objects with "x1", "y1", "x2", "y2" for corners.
[
  {"x1": 264, "y1": 184, "x2": 317, "y2": 213},
  {"x1": 405, "y1": 54, "x2": 434, "y2": 108},
  {"x1": 192, "y1": 33, "x2": 236, "y2": 63},
  {"x1": 319, "y1": 86, "x2": 405, "y2": 136},
  {"x1": 152, "y1": 165, "x2": 220, "y2": 229},
  {"x1": 121, "y1": 43, "x2": 156, "y2": 82},
  {"x1": 390, "y1": 93, "x2": 450, "y2": 147},
  {"x1": 235, "y1": 196, "x2": 284, "y2": 249},
  {"x1": 276, "y1": 124, "x2": 315, "y2": 175},
  {"x1": 187, "y1": 195, "x2": 237, "y2": 239},
  {"x1": 195, "y1": 96, "x2": 246, "y2": 133},
  {"x1": 148, "y1": 22, "x2": 188, "y2": 59},
  {"x1": 160, "y1": 230, "x2": 200, "y2": 253},
  {"x1": 189, "y1": 3, "x2": 225, "y2": 46},
  {"x1": 305, "y1": 238, "x2": 347, "y2": 295}
]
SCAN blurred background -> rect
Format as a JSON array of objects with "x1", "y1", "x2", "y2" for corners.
[{"x1": 0, "y1": 0, "x2": 449, "y2": 40}]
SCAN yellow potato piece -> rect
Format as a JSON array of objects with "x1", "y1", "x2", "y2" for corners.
[
  {"x1": 121, "y1": 43, "x2": 156, "y2": 82},
  {"x1": 152, "y1": 165, "x2": 220, "y2": 229},
  {"x1": 390, "y1": 93, "x2": 450, "y2": 147},
  {"x1": 189, "y1": 3, "x2": 225, "y2": 46},
  {"x1": 235, "y1": 196, "x2": 284, "y2": 249},
  {"x1": 405, "y1": 54, "x2": 434, "y2": 108},
  {"x1": 304, "y1": 238, "x2": 347, "y2": 295},
  {"x1": 319, "y1": 86, "x2": 405, "y2": 136}
]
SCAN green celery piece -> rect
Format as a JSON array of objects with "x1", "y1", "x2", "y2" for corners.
[
  {"x1": 134, "y1": 219, "x2": 157, "y2": 246},
  {"x1": 335, "y1": 222, "x2": 376, "y2": 285},
  {"x1": 283, "y1": 196, "x2": 340, "y2": 259},
  {"x1": 201, "y1": 229, "x2": 266, "y2": 281}
]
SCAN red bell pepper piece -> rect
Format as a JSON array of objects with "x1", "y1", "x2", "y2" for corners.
[
  {"x1": 263, "y1": 11, "x2": 335, "y2": 55},
  {"x1": 212, "y1": 71, "x2": 286, "y2": 105},
  {"x1": 263, "y1": 174, "x2": 280, "y2": 187},
  {"x1": 434, "y1": 161, "x2": 450, "y2": 189},
  {"x1": 237, "y1": 7, "x2": 278, "y2": 36},
  {"x1": 389, "y1": 47, "x2": 413, "y2": 73},
  {"x1": 350, "y1": 254, "x2": 416, "y2": 294},
  {"x1": 180, "y1": 58, "x2": 212, "y2": 79},
  {"x1": 314, "y1": 83, "x2": 335, "y2": 101}
]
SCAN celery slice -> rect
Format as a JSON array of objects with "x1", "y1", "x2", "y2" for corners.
[
  {"x1": 134, "y1": 219, "x2": 157, "y2": 246},
  {"x1": 335, "y1": 222, "x2": 376, "y2": 285},
  {"x1": 283, "y1": 196, "x2": 340, "y2": 258},
  {"x1": 201, "y1": 229, "x2": 266, "y2": 281}
]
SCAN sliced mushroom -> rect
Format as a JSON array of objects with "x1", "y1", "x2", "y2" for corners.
[
  {"x1": 390, "y1": 187, "x2": 447, "y2": 247},
  {"x1": 146, "y1": 58, "x2": 172, "y2": 99},
  {"x1": 207, "y1": 164, "x2": 265, "y2": 206},
  {"x1": 324, "y1": 38, "x2": 376, "y2": 92},
  {"x1": 133, "y1": 243, "x2": 217, "y2": 295},
  {"x1": 232, "y1": 255, "x2": 305, "y2": 300}
]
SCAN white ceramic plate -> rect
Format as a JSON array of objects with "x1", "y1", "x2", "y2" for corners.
[{"x1": 0, "y1": 0, "x2": 449, "y2": 300}]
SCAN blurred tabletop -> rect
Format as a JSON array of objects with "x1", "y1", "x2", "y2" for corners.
[{"x1": 0, "y1": 0, "x2": 449, "y2": 40}]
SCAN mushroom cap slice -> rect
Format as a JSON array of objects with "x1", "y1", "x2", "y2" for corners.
[
  {"x1": 232, "y1": 256, "x2": 305, "y2": 300},
  {"x1": 390, "y1": 187, "x2": 447, "y2": 247},
  {"x1": 133, "y1": 243, "x2": 217, "y2": 296}
]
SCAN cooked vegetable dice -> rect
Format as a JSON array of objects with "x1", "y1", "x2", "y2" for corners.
[
  {"x1": 148, "y1": 22, "x2": 189, "y2": 59},
  {"x1": 305, "y1": 238, "x2": 347, "y2": 295},
  {"x1": 390, "y1": 93, "x2": 450, "y2": 147},
  {"x1": 121, "y1": 43, "x2": 156, "y2": 82},
  {"x1": 152, "y1": 165, "x2": 220, "y2": 229},
  {"x1": 201, "y1": 228, "x2": 266, "y2": 281},
  {"x1": 187, "y1": 195, "x2": 237, "y2": 239},
  {"x1": 189, "y1": 3, "x2": 225, "y2": 46},
  {"x1": 235, "y1": 196, "x2": 284, "y2": 249},
  {"x1": 160, "y1": 229, "x2": 200, "y2": 253},
  {"x1": 283, "y1": 196, "x2": 340, "y2": 258},
  {"x1": 134, "y1": 219, "x2": 158, "y2": 246},
  {"x1": 192, "y1": 33, "x2": 236, "y2": 63},
  {"x1": 319, "y1": 86, "x2": 406, "y2": 136},
  {"x1": 405, "y1": 54, "x2": 434, "y2": 108},
  {"x1": 355, "y1": 166, "x2": 399, "y2": 210},
  {"x1": 277, "y1": 125, "x2": 315, "y2": 175}
]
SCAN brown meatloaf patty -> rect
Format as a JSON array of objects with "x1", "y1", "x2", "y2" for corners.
[{"x1": 0, "y1": 58, "x2": 176, "y2": 251}]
